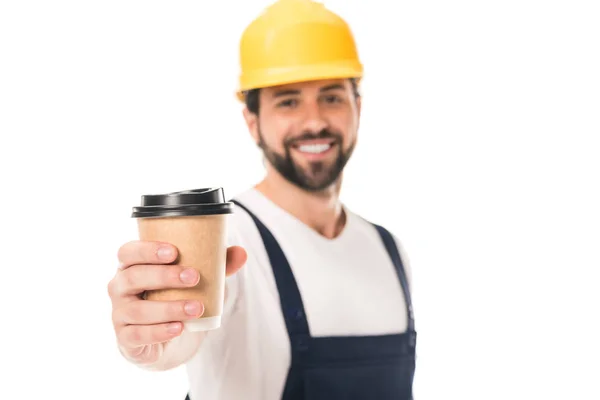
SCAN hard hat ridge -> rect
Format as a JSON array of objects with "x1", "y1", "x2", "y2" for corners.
[{"x1": 236, "y1": 0, "x2": 363, "y2": 101}]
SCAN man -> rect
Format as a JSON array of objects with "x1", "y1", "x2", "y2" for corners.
[{"x1": 107, "y1": 0, "x2": 417, "y2": 399}]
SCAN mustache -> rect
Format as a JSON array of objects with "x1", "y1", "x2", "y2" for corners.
[{"x1": 284, "y1": 129, "x2": 342, "y2": 147}]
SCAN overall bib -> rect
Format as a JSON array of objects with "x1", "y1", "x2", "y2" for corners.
[{"x1": 186, "y1": 200, "x2": 417, "y2": 399}]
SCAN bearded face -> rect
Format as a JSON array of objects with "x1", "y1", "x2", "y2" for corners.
[{"x1": 247, "y1": 78, "x2": 361, "y2": 192}]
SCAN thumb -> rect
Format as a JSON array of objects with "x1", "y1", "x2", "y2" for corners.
[{"x1": 225, "y1": 246, "x2": 247, "y2": 277}]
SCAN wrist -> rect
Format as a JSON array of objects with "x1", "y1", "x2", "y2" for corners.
[{"x1": 118, "y1": 342, "x2": 164, "y2": 368}]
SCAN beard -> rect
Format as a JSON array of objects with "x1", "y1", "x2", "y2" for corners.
[{"x1": 257, "y1": 127, "x2": 356, "y2": 192}]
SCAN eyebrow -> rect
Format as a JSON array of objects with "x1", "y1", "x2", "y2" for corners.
[
  {"x1": 272, "y1": 89, "x2": 300, "y2": 98},
  {"x1": 271, "y1": 84, "x2": 346, "y2": 98},
  {"x1": 319, "y1": 84, "x2": 345, "y2": 92}
]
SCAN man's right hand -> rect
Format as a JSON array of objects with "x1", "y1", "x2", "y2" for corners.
[{"x1": 107, "y1": 240, "x2": 247, "y2": 364}]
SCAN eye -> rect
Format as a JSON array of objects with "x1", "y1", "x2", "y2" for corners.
[
  {"x1": 277, "y1": 98, "x2": 298, "y2": 108},
  {"x1": 323, "y1": 94, "x2": 342, "y2": 104}
]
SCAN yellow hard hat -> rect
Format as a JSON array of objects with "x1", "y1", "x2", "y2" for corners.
[{"x1": 236, "y1": 0, "x2": 363, "y2": 101}]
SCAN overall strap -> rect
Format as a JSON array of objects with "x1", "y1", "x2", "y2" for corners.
[
  {"x1": 232, "y1": 200, "x2": 311, "y2": 343},
  {"x1": 373, "y1": 224, "x2": 415, "y2": 332}
]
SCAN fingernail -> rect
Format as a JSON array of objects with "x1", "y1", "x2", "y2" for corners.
[
  {"x1": 180, "y1": 268, "x2": 199, "y2": 285},
  {"x1": 167, "y1": 322, "x2": 182, "y2": 334},
  {"x1": 184, "y1": 301, "x2": 202, "y2": 316},
  {"x1": 157, "y1": 246, "x2": 173, "y2": 260}
]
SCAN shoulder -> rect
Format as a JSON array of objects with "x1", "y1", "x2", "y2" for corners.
[
  {"x1": 346, "y1": 207, "x2": 407, "y2": 252},
  {"x1": 223, "y1": 188, "x2": 263, "y2": 247},
  {"x1": 346, "y1": 208, "x2": 414, "y2": 291},
  {"x1": 218, "y1": 188, "x2": 267, "y2": 319}
]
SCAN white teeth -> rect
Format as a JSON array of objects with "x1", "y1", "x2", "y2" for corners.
[{"x1": 298, "y1": 144, "x2": 331, "y2": 154}]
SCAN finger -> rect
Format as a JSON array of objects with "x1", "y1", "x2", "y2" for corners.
[
  {"x1": 225, "y1": 246, "x2": 247, "y2": 277},
  {"x1": 117, "y1": 240, "x2": 178, "y2": 269},
  {"x1": 108, "y1": 264, "x2": 200, "y2": 299},
  {"x1": 117, "y1": 322, "x2": 185, "y2": 348},
  {"x1": 113, "y1": 299, "x2": 204, "y2": 326}
]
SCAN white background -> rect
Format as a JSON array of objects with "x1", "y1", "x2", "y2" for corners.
[{"x1": 1, "y1": 0, "x2": 599, "y2": 399}]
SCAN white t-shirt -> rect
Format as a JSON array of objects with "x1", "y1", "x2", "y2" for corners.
[{"x1": 184, "y1": 188, "x2": 413, "y2": 400}]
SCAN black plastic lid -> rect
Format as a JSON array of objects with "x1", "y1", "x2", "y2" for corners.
[{"x1": 131, "y1": 187, "x2": 234, "y2": 218}]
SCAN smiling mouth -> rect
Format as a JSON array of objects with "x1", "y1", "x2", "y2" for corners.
[{"x1": 291, "y1": 139, "x2": 337, "y2": 155}]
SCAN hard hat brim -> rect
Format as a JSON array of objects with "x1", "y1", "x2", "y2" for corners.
[{"x1": 236, "y1": 62, "x2": 363, "y2": 102}]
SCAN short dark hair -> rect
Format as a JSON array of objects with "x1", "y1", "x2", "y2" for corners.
[{"x1": 244, "y1": 78, "x2": 361, "y2": 115}]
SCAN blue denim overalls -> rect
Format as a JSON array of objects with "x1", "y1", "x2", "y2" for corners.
[{"x1": 186, "y1": 200, "x2": 416, "y2": 399}]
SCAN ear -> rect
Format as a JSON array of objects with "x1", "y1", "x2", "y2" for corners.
[
  {"x1": 242, "y1": 107, "x2": 259, "y2": 144},
  {"x1": 354, "y1": 94, "x2": 362, "y2": 131}
]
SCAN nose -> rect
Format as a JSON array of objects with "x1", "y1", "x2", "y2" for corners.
[{"x1": 300, "y1": 101, "x2": 329, "y2": 133}]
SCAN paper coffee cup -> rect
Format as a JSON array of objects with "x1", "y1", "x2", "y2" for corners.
[{"x1": 131, "y1": 187, "x2": 233, "y2": 332}]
